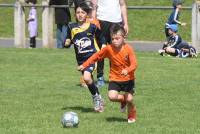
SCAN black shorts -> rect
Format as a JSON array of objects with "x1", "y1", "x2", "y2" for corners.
[
  {"x1": 108, "y1": 80, "x2": 135, "y2": 93},
  {"x1": 82, "y1": 64, "x2": 96, "y2": 74}
]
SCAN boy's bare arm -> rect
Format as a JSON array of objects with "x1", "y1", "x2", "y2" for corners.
[
  {"x1": 119, "y1": 0, "x2": 128, "y2": 35},
  {"x1": 91, "y1": 0, "x2": 98, "y2": 18}
]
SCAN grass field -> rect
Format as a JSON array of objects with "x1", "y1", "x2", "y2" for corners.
[
  {"x1": 0, "y1": 47, "x2": 200, "y2": 134},
  {"x1": 0, "y1": 0, "x2": 194, "y2": 41}
]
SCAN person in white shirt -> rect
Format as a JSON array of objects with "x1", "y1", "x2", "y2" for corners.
[{"x1": 91, "y1": 0, "x2": 129, "y2": 88}]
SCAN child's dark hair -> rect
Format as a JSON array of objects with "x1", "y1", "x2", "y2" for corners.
[
  {"x1": 172, "y1": 0, "x2": 183, "y2": 7},
  {"x1": 25, "y1": 0, "x2": 37, "y2": 4},
  {"x1": 110, "y1": 24, "x2": 126, "y2": 37},
  {"x1": 75, "y1": 1, "x2": 93, "y2": 14}
]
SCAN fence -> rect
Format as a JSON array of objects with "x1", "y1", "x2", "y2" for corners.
[
  {"x1": 192, "y1": 1, "x2": 200, "y2": 51},
  {"x1": 0, "y1": 1, "x2": 199, "y2": 50}
]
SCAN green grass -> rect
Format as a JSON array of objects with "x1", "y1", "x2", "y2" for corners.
[
  {"x1": 0, "y1": 47, "x2": 200, "y2": 134},
  {"x1": 0, "y1": 0, "x2": 194, "y2": 41}
]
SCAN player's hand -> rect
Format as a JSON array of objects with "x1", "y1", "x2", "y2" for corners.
[
  {"x1": 121, "y1": 69, "x2": 128, "y2": 76},
  {"x1": 65, "y1": 39, "x2": 71, "y2": 47},
  {"x1": 123, "y1": 24, "x2": 129, "y2": 36},
  {"x1": 77, "y1": 65, "x2": 84, "y2": 71},
  {"x1": 181, "y1": 22, "x2": 186, "y2": 26}
]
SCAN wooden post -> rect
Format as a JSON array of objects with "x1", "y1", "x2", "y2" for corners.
[
  {"x1": 14, "y1": 1, "x2": 26, "y2": 48},
  {"x1": 192, "y1": 1, "x2": 200, "y2": 52},
  {"x1": 42, "y1": 0, "x2": 54, "y2": 48}
]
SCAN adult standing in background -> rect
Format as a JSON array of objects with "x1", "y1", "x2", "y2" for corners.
[
  {"x1": 49, "y1": 0, "x2": 71, "y2": 48},
  {"x1": 91, "y1": 0, "x2": 129, "y2": 88},
  {"x1": 69, "y1": 0, "x2": 85, "y2": 7}
]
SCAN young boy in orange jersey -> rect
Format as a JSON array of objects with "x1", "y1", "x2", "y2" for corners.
[{"x1": 78, "y1": 24, "x2": 137, "y2": 123}]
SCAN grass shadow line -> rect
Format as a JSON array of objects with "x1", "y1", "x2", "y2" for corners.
[
  {"x1": 61, "y1": 106, "x2": 94, "y2": 113},
  {"x1": 106, "y1": 117, "x2": 127, "y2": 122}
]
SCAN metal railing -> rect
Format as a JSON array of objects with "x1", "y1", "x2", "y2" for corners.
[
  {"x1": 0, "y1": 3, "x2": 192, "y2": 10},
  {"x1": 0, "y1": 3, "x2": 199, "y2": 49}
]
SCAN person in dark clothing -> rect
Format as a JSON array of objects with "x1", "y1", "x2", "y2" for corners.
[
  {"x1": 164, "y1": 0, "x2": 186, "y2": 38},
  {"x1": 49, "y1": 0, "x2": 71, "y2": 48},
  {"x1": 159, "y1": 24, "x2": 197, "y2": 58},
  {"x1": 69, "y1": 0, "x2": 85, "y2": 8}
]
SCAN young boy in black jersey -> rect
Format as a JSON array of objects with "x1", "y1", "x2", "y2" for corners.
[{"x1": 65, "y1": 2, "x2": 106, "y2": 112}]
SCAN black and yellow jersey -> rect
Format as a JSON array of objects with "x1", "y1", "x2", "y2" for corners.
[{"x1": 66, "y1": 22, "x2": 106, "y2": 65}]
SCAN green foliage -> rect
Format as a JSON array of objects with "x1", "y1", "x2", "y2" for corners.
[
  {"x1": 0, "y1": 48, "x2": 200, "y2": 134},
  {"x1": 0, "y1": 0, "x2": 195, "y2": 41}
]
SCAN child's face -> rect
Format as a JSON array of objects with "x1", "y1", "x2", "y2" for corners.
[
  {"x1": 168, "y1": 29, "x2": 175, "y2": 35},
  {"x1": 111, "y1": 32, "x2": 125, "y2": 48},
  {"x1": 75, "y1": 7, "x2": 88, "y2": 23},
  {"x1": 176, "y1": 4, "x2": 182, "y2": 9}
]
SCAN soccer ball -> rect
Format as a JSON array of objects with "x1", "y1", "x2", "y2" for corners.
[{"x1": 61, "y1": 112, "x2": 79, "y2": 128}]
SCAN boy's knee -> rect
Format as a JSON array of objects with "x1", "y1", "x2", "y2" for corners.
[
  {"x1": 125, "y1": 95, "x2": 133, "y2": 103},
  {"x1": 165, "y1": 48, "x2": 170, "y2": 53},
  {"x1": 83, "y1": 77, "x2": 92, "y2": 84},
  {"x1": 108, "y1": 94, "x2": 117, "y2": 102},
  {"x1": 126, "y1": 98, "x2": 133, "y2": 103}
]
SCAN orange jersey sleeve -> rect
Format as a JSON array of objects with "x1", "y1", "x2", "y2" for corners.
[
  {"x1": 82, "y1": 46, "x2": 109, "y2": 68},
  {"x1": 82, "y1": 43, "x2": 137, "y2": 82},
  {"x1": 86, "y1": 17, "x2": 101, "y2": 29}
]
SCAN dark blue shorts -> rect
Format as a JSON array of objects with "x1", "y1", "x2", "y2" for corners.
[
  {"x1": 82, "y1": 64, "x2": 96, "y2": 74},
  {"x1": 108, "y1": 80, "x2": 135, "y2": 93}
]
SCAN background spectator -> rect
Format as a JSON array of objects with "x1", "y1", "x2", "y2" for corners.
[
  {"x1": 69, "y1": 0, "x2": 85, "y2": 8},
  {"x1": 164, "y1": 0, "x2": 186, "y2": 38},
  {"x1": 49, "y1": 0, "x2": 71, "y2": 48},
  {"x1": 26, "y1": 0, "x2": 38, "y2": 48}
]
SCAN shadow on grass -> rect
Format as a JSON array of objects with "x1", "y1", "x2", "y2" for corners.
[
  {"x1": 106, "y1": 117, "x2": 127, "y2": 122},
  {"x1": 61, "y1": 106, "x2": 94, "y2": 113},
  {"x1": 75, "y1": 80, "x2": 109, "y2": 88}
]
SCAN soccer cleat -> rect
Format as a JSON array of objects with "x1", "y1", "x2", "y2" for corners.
[
  {"x1": 189, "y1": 48, "x2": 198, "y2": 58},
  {"x1": 96, "y1": 77, "x2": 105, "y2": 88},
  {"x1": 127, "y1": 106, "x2": 136, "y2": 123},
  {"x1": 128, "y1": 118, "x2": 136, "y2": 123},
  {"x1": 158, "y1": 49, "x2": 165, "y2": 56},
  {"x1": 120, "y1": 100, "x2": 127, "y2": 113},
  {"x1": 92, "y1": 94, "x2": 104, "y2": 112},
  {"x1": 98, "y1": 95, "x2": 105, "y2": 112}
]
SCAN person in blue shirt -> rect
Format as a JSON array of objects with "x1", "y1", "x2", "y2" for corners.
[
  {"x1": 165, "y1": 0, "x2": 186, "y2": 38},
  {"x1": 65, "y1": 2, "x2": 106, "y2": 112},
  {"x1": 162, "y1": 24, "x2": 182, "y2": 56}
]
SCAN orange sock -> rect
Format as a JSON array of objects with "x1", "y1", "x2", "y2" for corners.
[{"x1": 128, "y1": 104, "x2": 136, "y2": 119}]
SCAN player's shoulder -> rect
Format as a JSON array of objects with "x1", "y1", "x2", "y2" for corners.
[
  {"x1": 174, "y1": 34, "x2": 181, "y2": 39},
  {"x1": 124, "y1": 43, "x2": 133, "y2": 49},
  {"x1": 106, "y1": 44, "x2": 113, "y2": 49},
  {"x1": 89, "y1": 23, "x2": 98, "y2": 29},
  {"x1": 90, "y1": 18, "x2": 100, "y2": 29},
  {"x1": 124, "y1": 43, "x2": 136, "y2": 53}
]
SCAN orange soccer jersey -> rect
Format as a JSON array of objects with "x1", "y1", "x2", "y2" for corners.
[{"x1": 82, "y1": 43, "x2": 137, "y2": 82}]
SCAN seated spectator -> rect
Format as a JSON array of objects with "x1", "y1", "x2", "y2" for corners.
[{"x1": 159, "y1": 24, "x2": 197, "y2": 58}]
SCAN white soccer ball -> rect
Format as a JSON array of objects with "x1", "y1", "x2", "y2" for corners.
[{"x1": 61, "y1": 112, "x2": 79, "y2": 128}]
